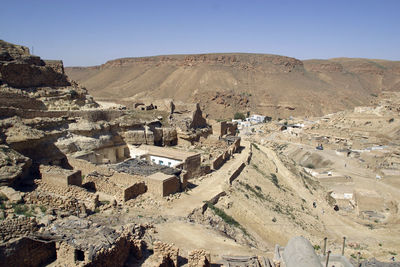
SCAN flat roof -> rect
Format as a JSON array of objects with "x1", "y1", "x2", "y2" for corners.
[
  {"x1": 139, "y1": 145, "x2": 200, "y2": 161},
  {"x1": 147, "y1": 172, "x2": 176, "y2": 182}
]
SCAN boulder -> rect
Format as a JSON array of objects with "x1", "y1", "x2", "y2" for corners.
[
  {"x1": 0, "y1": 186, "x2": 23, "y2": 203},
  {"x1": 0, "y1": 145, "x2": 32, "y2": 186}
]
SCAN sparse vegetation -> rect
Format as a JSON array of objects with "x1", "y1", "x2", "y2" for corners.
[
  {"x1": 13, "y1": 204, "x2": 34, "y2": 217},
  {"x1": 234, "y1": 112, "x2": 246, "y2": 120},
  {"x1": 100, "y1": 200, "x2": 110, "y2": 206},
  {"x1": 389, "y1": 118, "x2": 394, "y2": 123},
  {"x1": 389, "y1": 251, "x2": 397, "y2": 256},
  {"x1": 270, "y1": 173, "x2": 279, "y2": 188},
  {"x1": 205, "y1": 201, "x2": 239, "y2": 227},
  {"x1": 0, "y1": 193, "x2": 8, "y2": 210},
  {"x1": 40, "y1": 205, "x2": 47, "y2": 213},
  {"x1": 251, "y1": 164, "x2": 280, "y2": 189},
  {"x1": 370, "y1": 93, "x2": 378, "y2": 97},
  {"x1": 305, "y1": 163, "x2": 315, "y2": 169},
  {"x1": 205, "y1": 201, "x2": 249, "y2": 236},
  {"x1": 313, "y1": 244, "x2": 321, "y2": 250},
  {"x1": 251, "y1": 143, "x2": 260, "y2": 150},
  {"x1": 238, "y1": 181, "x2": 270, "y2": 201},
  {"x1": 365, "y1": 223, "x2": 374, "y2": 230}
]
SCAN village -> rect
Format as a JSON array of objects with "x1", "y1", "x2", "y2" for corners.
[{"x1": 1, "y1": 40, "x2": 400, "y2": 267}]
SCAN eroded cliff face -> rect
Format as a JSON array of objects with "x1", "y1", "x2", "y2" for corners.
[{"x1": 0, "y1": 40, "x2": 180, "y2": 186}]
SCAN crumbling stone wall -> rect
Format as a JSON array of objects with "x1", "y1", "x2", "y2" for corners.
[
  {"x1": 211, "y1": 138, "x2": 241, "y2": 170},
  {"x1": 84, "y1": 174, "x2": 124, "y2": 201},
  {"x1": 24, "y1": 181, "x2": 96, "y2": 211},
  {"x1": 0, "y1": 217, "x2": 38, "y2": 242},
  {"x1": 212, "y1": 153, "x2": 225, "y2": 170},
  {"x1": 123, "y1": 182, "x2": 147, "y2": 201},
  {"x1": 183, "y1": 154, "x2": 202, "y2": 178},
  {"x1": 188, "y1": 249, "x2": 211, "y2": 267},
  {"x1": 0, "y1": 237, "x2": 56, "y2": 267},
  {"x1": 86, "y1": 235, "x2": 133, "y2": 267},
  {"x1": 153, "y1": 241, "x2": 179, "y2": 267},
  {"x1": 212, "y1": 121, "x2": 237, "y2": 137}
]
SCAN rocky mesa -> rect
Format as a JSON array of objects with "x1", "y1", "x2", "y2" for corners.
[{"x1": 66, "y1": 53, "x2": 400, "y2": 119}]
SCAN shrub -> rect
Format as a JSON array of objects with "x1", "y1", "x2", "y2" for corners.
[
  {"x1": 389, "y1": 118, "x2": 394, "y2": 123},
  {"x1": 305, "y1": 163, "x2": 315, "y2": 169},
  {"x1": 40, "y1": 205, "x2": 47, "y2": 213},
  {"x1": 234, "y1": 112, "x2": 246, "y2": 120},
  {"x1": 205, "y1": 201, "x2": 239, "y2": 227},
  {"x1": 13, "y1": 204, "x2": 34, "y2": 217},
  {"x1": 270, "y1": 173, "x2": 279, "y2": 188},
  {"x1": 314, "y1": 245, "x2": 321, "y2": 250},
  {"x1": 252, "y1": 143, "x2": 260, "y2": 150}
]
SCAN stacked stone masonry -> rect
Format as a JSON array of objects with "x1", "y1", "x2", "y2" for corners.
[
  {"x1": 188, "y1": 249, "x2": 211, "y2": 267},
  {"x1": 0, "y1": 217, "x2": 38, "y2": 242},
  {"x1": 153, "y1": 241, "x2": 179, "y2": 267}
]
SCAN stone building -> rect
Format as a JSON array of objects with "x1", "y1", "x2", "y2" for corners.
[{"x1": 129, "y1": 144, "x2": 201, "y2": 178}]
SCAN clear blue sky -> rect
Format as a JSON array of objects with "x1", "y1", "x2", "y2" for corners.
[{"x1": 1, "y1": 0, "x2": 399, "y2": 66}]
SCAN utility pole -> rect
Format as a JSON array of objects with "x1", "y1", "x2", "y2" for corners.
[
  {"x1": 342, "y1": 236, "x2": 346, "y2": 256},
  {"x1": 325, "y1": 250, "x2": 331, "y2": 267},
  {"x1": 323, "y1": 237, "x2": 327, "y2": 256}
]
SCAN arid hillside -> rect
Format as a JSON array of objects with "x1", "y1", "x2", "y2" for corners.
[{"x1": 66, "y1": 53, "x2": 400, "y2": 119}]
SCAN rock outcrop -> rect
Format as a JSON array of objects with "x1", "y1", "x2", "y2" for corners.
[{"x1": 0, "y1": 145, "x2": 31, "y2": 186}]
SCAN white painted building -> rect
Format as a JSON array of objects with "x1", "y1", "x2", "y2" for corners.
[
  {"x1": 149, "y1": 155, "x2": 182, "y2": 167},
  {"x1": 249, "y1": 114, "x2": 265, "y2": 124}
]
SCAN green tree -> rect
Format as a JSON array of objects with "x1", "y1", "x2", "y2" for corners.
[{"x1": 234, "y1": 112, "x2": 246, "y2": 120}]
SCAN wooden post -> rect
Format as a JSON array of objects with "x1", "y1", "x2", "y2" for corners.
[
  {"x1": 323, "y1": 237, "x2": 328, "y2": 256},
  {"x1": 325, "y1": 250, "x2": 331, "y2": 267},
  {"x1": 357, "y1": 252, "x2": 361, "y2": 267},
  {"x1": 342, "y1": 236, "x2": 346, "y2": 256}
]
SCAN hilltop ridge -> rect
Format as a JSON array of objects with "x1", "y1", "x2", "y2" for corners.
[{"x1": 66, "y1": 53, "x2": 400, "y2": 119}]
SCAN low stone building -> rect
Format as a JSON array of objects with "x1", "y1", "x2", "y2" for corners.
[
  {"x1": 146, "y1": 172, "x2": 181, "y2": 197},
  {"x1": 40, "y1": 165, "x2": 82, "y2": 187},
  {"x1": 129, "y1": 144, "x2": 202, "y2": 178}
]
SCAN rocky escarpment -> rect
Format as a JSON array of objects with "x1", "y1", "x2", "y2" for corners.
[
  {"x1": 0, "y1": 40, "x2": 69, "y2": 88},
  {"x1": 67, "y1": 53, "x2": 400, "y2": 119},
  {"x1": 0, "y1": 40, "x2": 181, "y2": 186}
]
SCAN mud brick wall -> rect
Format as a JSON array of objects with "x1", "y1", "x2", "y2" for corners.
[
  {"x1": 24, "y1": 181, "x2": 96, "y2": 211},
  {"x1": 153, "y1": 241, "x2": 179, "y2": 267},
  {"x1": 0, "y1": 237, "x2": 56, "y2": 267},
  {"x1": 123, "y1": 182, "x2": 147, "y2": 201},
  {"x1": 0, "y1": 217, "x2": 38, "y2": 242},
  {"x1": 188, "y1": 249, "x2": 211, "y2": 267},
  {"x1": 184, "y1": 154, "x2": 202, "y2": 177}
]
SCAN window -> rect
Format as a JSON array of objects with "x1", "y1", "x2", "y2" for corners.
[
  {"x1": 159, "y1": 160, "x2": 164, "y2": 165},
  {"x1": 152, "y1": 158, "x2": 155, "y2": 162},
  {"x1": 168, "y1": 162, "x2": 171, "y2": 166},
  {"x1": 75, "y1": 250, "x2": 85, "y2": 261}
]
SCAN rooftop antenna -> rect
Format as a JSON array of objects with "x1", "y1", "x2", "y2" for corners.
[{"x1": 31, "y1": 46, "x2": 34, "y2": 55}]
